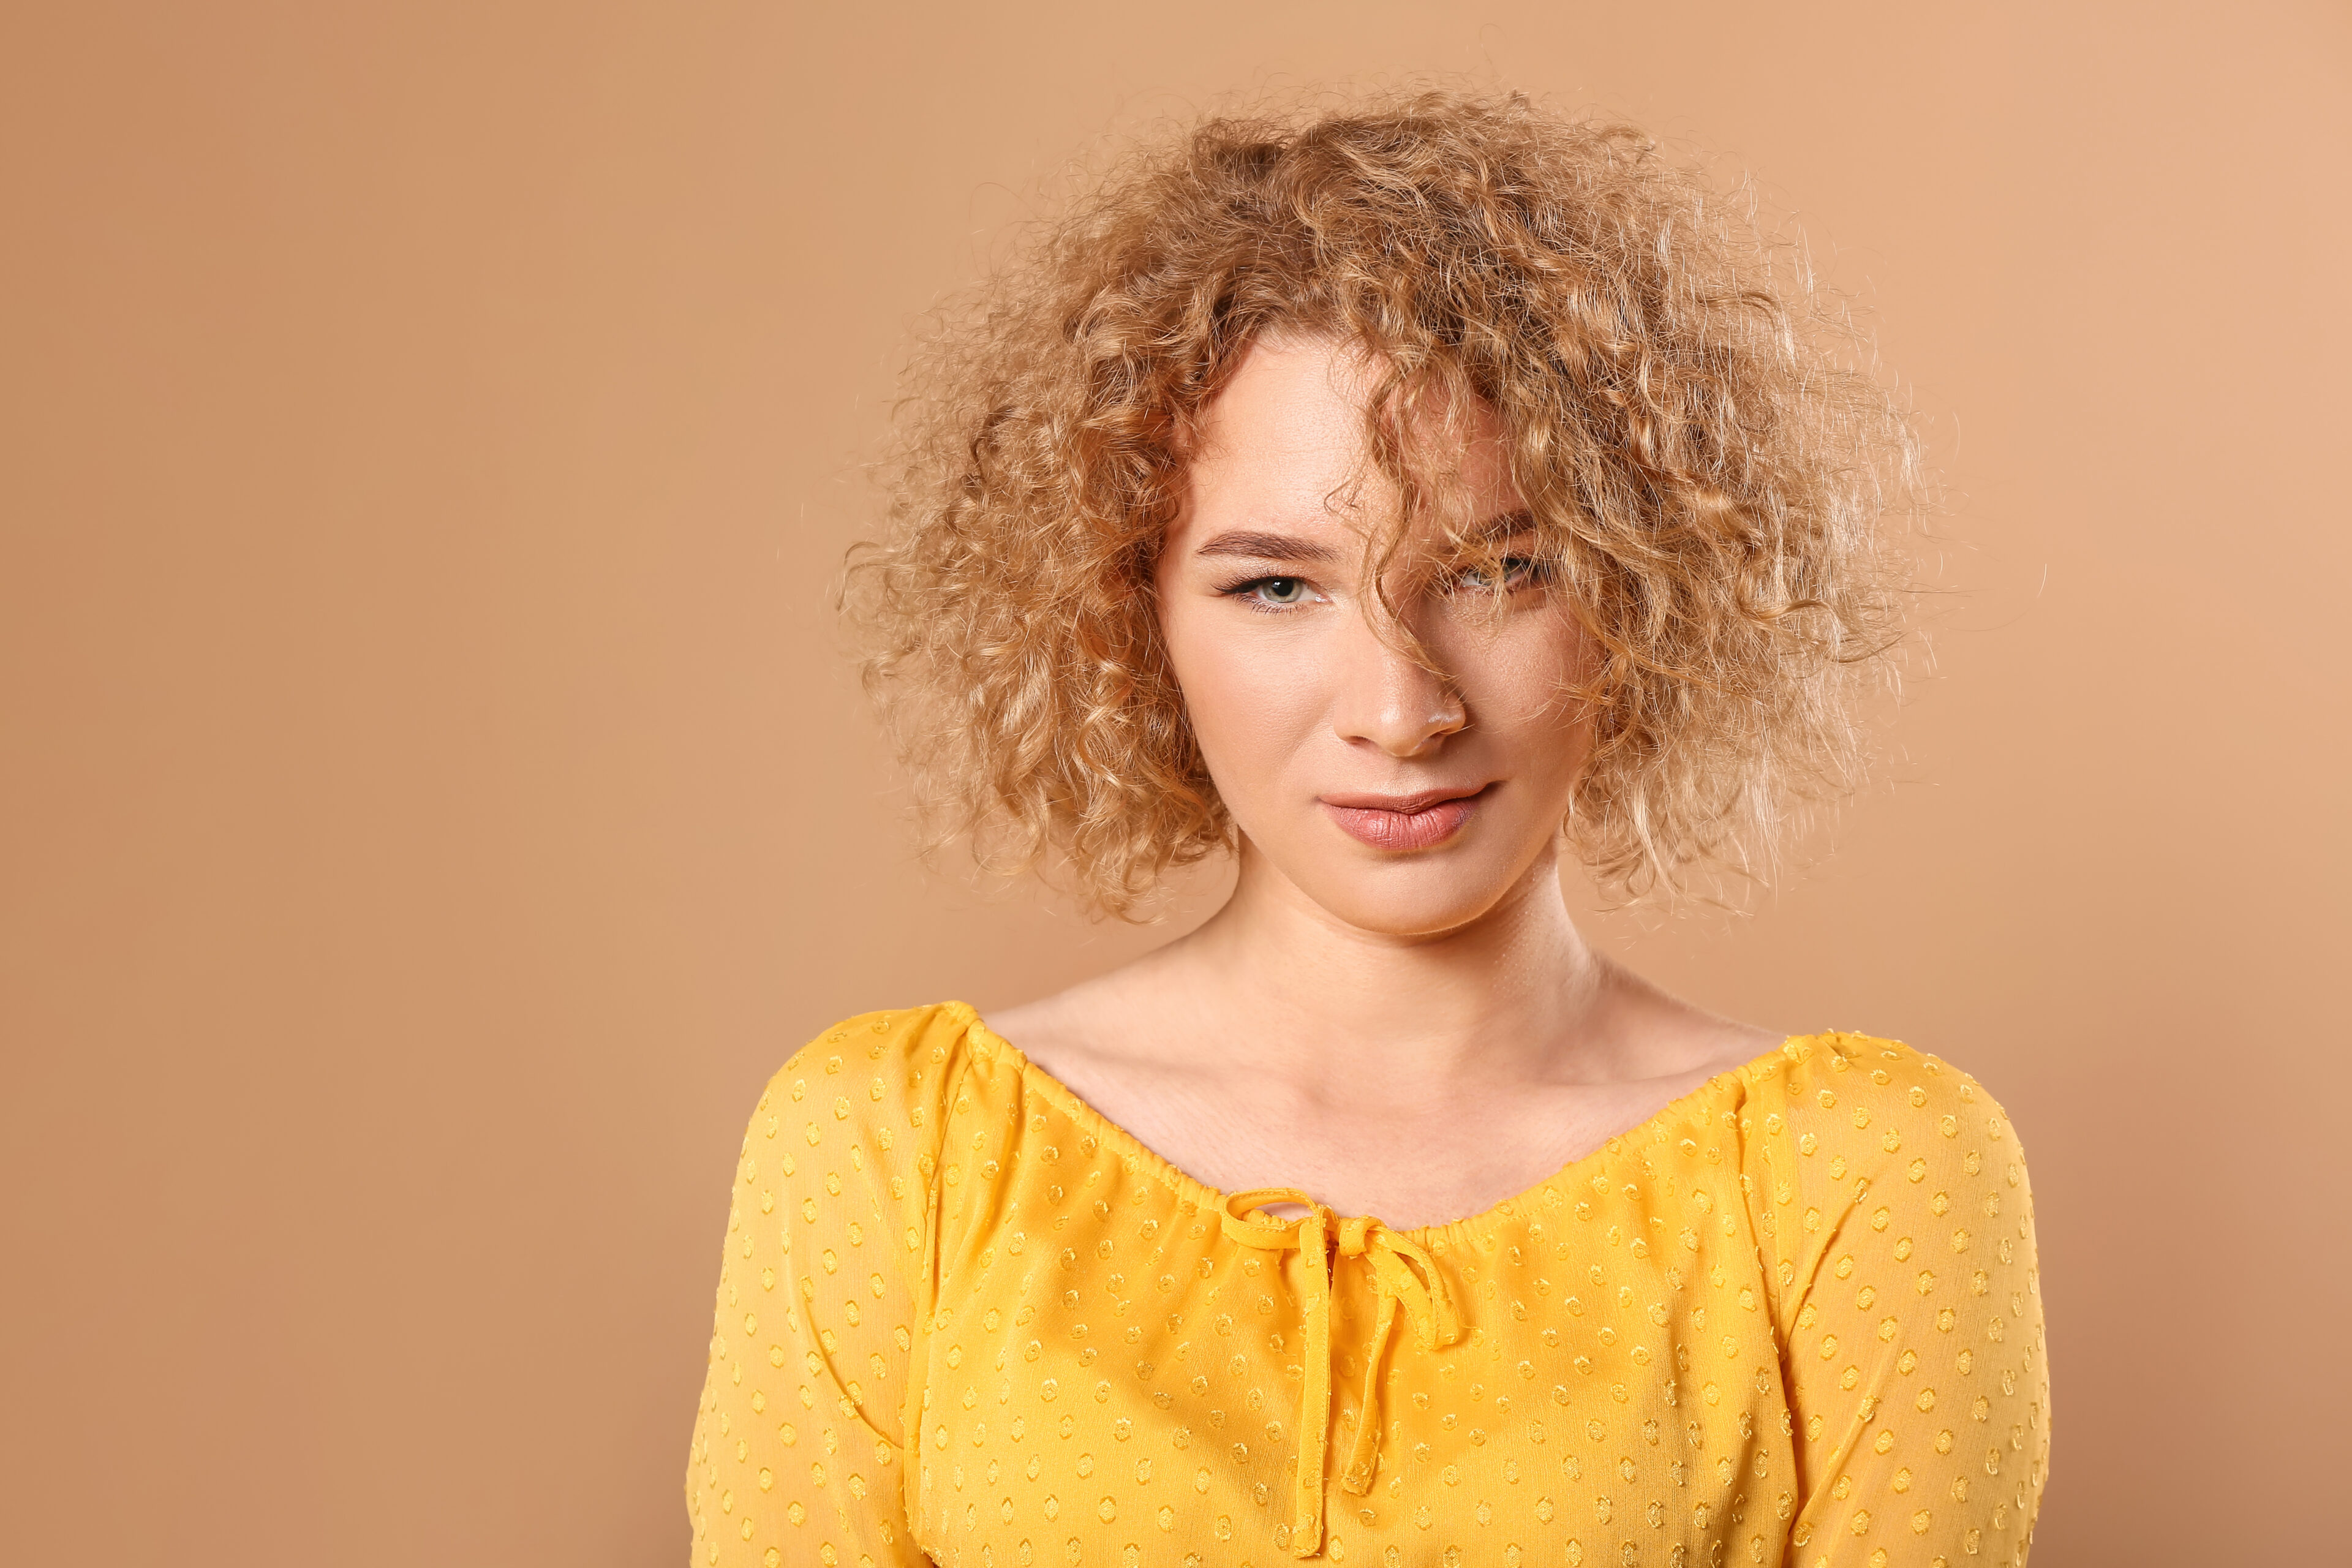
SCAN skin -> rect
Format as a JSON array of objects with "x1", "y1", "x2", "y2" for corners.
[{"x1": 988, "y1": 333, "x2": 1779, "y2": 1231}]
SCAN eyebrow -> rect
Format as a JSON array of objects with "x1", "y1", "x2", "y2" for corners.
[
  {"x1": 1191, "y1": 511, "x2": 1536, "y2": 564},
  {"x1": 1190, "y1": 529, "x2": 1342, "y2": 564},
  {"x1": 1466, "y1": 508, "x2": 1537, "y2": 541}
]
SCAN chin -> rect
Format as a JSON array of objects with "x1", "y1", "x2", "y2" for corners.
[{"x1": 1289, "y1": 854, "x2": 1531, "y2": 938}]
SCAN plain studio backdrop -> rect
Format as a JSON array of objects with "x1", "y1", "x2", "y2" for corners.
[{"x1": 2, "y1": 3, "x2": 2345, "y2": 1564}]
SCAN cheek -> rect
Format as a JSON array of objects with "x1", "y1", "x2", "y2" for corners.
[
  {"x1": 1453, "y1": 618, "x2": 1593, "y2": 760},
  {"x1": 1160, "y1": 607, "x2": 1326, "y2": 785}
]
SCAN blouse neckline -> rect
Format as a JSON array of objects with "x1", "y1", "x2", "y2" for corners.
[{"x1": 946, "y1": 998, "x2": 1806, "y2": 1250}]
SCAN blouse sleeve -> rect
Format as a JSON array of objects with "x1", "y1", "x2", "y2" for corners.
[
  {"x1": 685, "y1": 1008, "x2": 968, "y2": 1568},
  {"x1": 1745, "y1": 1038, "x2": 2051, "y2": 1568}
]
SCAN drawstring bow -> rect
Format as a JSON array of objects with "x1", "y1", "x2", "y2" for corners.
[{"x1": 1219, "y1": 1188, "x2": 1463, "y2": 1559}]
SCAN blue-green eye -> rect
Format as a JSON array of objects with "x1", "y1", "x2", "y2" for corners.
[
  {"x1": 1214, "y1": 573, "x2": 1321, "y2": 613},
  {"x1": 1243, "y1": 576, "x2": 1310, "y2": 607},
  {"x1": 1457, "y1": 556, "x2": 1539, "y2": 590}
]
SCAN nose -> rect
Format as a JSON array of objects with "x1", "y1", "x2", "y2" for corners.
[{"x1": 1329, "y1": 606, "x2": 1466, "y2": 758}]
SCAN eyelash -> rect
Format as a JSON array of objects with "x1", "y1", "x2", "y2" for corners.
[{"x1": 1215, "y1": 557, "x2": 1544, "y2": 613}]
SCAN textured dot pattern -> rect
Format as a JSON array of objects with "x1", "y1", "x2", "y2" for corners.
[{"x1": 686, "y1": 1001, "x2": 2049, "y2": 1566}]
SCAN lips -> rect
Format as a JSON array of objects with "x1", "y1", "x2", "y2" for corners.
[{"x1": 1319, "y1": 785, "x2": 1491, "y2": 851}]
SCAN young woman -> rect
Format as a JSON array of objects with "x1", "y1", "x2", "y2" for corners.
[{"x1": 687, "y1": 93, "x2": 2048, "y2": 1568}]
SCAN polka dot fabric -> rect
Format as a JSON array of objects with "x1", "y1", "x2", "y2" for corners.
[{"x1": 687, "y1": 1002, "x2": 2048, "y2": 1567}]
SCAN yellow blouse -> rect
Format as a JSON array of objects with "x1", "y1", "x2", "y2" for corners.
[{"x1": 687, "y1": 1003, "x2": 2049, "y2": 1568}]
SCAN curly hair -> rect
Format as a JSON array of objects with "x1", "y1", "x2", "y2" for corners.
[{"x1": 848, "y1": 88, "x2": 1921, "y2": 918}]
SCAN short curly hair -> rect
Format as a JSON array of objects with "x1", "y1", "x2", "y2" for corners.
[{"x1": 849, "y1": 89, "x2": 1921, "y2": 918}]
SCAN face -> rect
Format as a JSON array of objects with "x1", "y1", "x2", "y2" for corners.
[{"x1": 1155, "y1": 332, "x2": 1595, "y2": 938}]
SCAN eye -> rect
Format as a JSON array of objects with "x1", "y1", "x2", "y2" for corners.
[
  {"x1": 1455, "y1": 556, "x2": 1540, "y2": 592},
  {"x1": 1218, "y1": 575, "x2": 1322, "y2": 612}
]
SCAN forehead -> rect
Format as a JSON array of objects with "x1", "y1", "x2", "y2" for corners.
[
  {"x1": 1183, "y1": 334, "x2": 1377, "y2": 525},
  {"x1": 1173, "y1": 333, "x2": 1517, "y2": 552}
]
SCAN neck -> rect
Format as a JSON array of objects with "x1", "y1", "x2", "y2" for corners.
[{"x1": 1169, "y1": 837, "x2": 1612, "y2": 1098}]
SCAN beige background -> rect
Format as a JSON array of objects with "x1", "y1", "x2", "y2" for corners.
[{"x1": 4, "y1": 2, "x2": 2346, "y2": 1564}]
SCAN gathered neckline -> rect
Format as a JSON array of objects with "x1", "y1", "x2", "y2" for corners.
[{"x1": 945, "y1": 998, "x2": 1809, "y2": 1251}]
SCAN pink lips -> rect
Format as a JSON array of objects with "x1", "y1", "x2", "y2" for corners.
[{"x1": 1319, "y1": 785, "x2": 1491, "y2": 851}]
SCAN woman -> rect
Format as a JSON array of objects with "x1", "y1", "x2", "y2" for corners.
[{"x1": 687, "y1": 92, "x2": 2048, "y2": 1567}]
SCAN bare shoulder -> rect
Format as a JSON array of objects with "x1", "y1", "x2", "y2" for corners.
[
  {"x1": 977, "y1": 986, "x2": 1088, "y2": 1069},
  {"x1": 1709, "y1": 1017, "x2": 1790, "y2": 1074},
  {"x1": 1589, "y1": 956, "x2": 1787, "y2": 1086},
  {"x1": 971, "y1": 953, "x2": 1239, "y2": 1175},
  {"x1": 978, "y1": 952, "x2": 1199, "y2": 1080}
]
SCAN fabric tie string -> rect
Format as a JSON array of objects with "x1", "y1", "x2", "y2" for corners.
[{"x1": 1219, "y1": 1188, "x2": 1463, "y2": 1559}]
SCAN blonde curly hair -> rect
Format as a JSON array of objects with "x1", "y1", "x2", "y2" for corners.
[{"x1": 848, "y1": 89, "x2": 1921, "y2": 918}]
